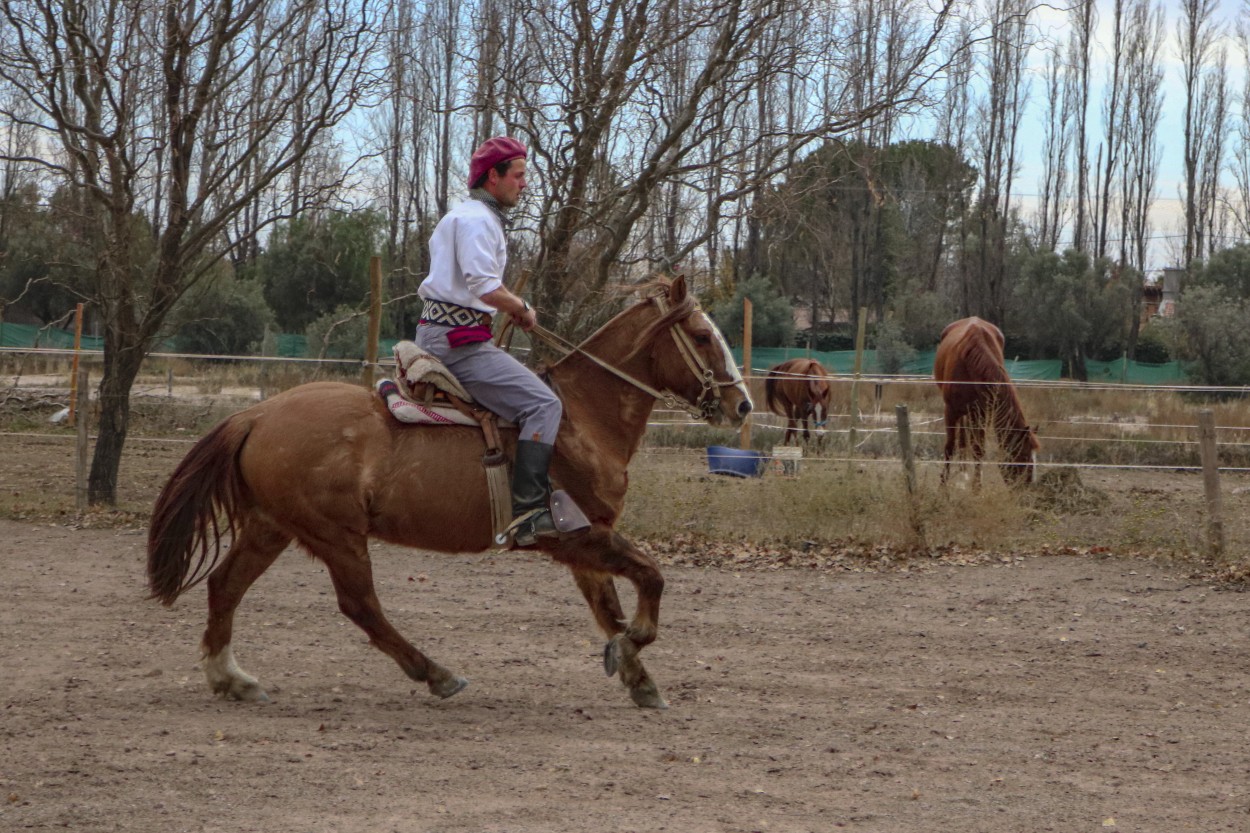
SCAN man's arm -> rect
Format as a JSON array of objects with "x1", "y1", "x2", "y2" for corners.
[{"x1": 480, "y1": 286, "x2": 537, "y2": 331}]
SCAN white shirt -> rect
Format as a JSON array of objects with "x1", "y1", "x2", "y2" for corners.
[{"x1": 419, "y1": 199, "x2": 506, "y2": 314}]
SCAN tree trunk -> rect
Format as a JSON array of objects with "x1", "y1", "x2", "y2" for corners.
[{"x1": 88, "y1": 331, "x2": 144, "y2": 505}]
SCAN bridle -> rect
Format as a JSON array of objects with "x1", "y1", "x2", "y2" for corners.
[{"x1": 527, "y1": 291, "x2": 742, "y2": 421}]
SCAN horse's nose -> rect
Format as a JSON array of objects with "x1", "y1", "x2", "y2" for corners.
[{"x1": 737, "y1": 398, "x2": 752, "y2": 418}]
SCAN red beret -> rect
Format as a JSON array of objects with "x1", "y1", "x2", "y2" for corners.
[{"x1": 468, "y1": 136, "x2": 527, "y2": 188}]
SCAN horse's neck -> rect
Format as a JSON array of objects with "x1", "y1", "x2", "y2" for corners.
[
  {"x1": 992, "y1": 390, "x2": 1029, "y2": 454},
  {"x1": 991, "y1": 388, "x2": 1026, "y2": 429},
  {"x1": 548, "y1": 307, "x2": 660, "y2": 463}
]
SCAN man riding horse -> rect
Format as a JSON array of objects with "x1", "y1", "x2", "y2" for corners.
[{"x1": 399, "y1": 136, "x2": 561, "y2": 546}]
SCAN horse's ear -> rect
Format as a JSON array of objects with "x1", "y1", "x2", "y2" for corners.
[{"x1": 669, "y1": 274, "x2": 688, "y2": 305}]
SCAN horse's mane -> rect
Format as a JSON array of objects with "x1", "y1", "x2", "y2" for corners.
[
  {"x1": 957, "y1": 329, "x2": 1011, "y2": 386},
  {"x1": 621, "y1": 277, "x2": 698, "y2": 364},
  {"x1": 956, "y1": 328, "x2": 1030, "y2": 435}
]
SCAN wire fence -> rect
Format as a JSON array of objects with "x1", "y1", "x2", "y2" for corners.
[{"x1": 6, "y1": 345, "x2": 1250, "y2": 480}]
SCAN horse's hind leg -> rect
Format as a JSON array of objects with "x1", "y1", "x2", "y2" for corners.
[
  {"x1": 202, "y1": 514, "x2": 292, "y2": 702},
  {"x1": 312, "y1": 535, "x2": 467, "y2": 700},
  {"x1": 553, "y1": 529, "x2": 667, "y2": 709}
]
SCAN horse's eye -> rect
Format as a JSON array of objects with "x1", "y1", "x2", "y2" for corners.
[{"x1": 693, "y1": 333, "x2": 712, "y2": 347}]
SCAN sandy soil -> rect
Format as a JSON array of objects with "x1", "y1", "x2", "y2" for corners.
[{"x1": 3, "y1": 515, "x2": 1249, "y2": 833}]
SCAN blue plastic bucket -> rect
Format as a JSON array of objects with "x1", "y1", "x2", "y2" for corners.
[{"x1": 706, "y1": 445, "x2": 766, "y2": 478}]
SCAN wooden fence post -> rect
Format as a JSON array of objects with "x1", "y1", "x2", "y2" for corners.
[
  {"x1": 259, "y1": 324, "x2": 271, "y2": 401},
  {"x1": 68, "y1": 303, "x2": 84, "y2": 425},
  {"x1": 848, "y1": 307, "x2": 868, "y2": 450},
  {"x1": 1198, "y1": 409, "x2": 1224, "y2": 561},
  {"x1": 740, "y1": 297, "x2": 753, "y2": 450},
  {"x1": 895, "y1": 403, "x2": 926, "y2": 546},
  {"x1": 364, "y1": 255, "x2": 383, "y2": 388},
  {"x1": 75, "y1": 368, "x2": 89, "y2": 511}
]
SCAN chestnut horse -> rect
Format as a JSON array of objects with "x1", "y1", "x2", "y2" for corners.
[
  {"x1": 933, "y1": 317, "x2": 1038, "y2": 486},
  {"x1": 764, "y1": 359, "x2": 832, "y2": 444},
  {"x1": 147, "y1": 277, "x2": 751, "y2": 709}
]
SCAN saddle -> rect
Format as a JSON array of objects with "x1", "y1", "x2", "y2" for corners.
[
  {"x1": 378, "y1": 341, "x2": 588, "y2": 546},
  {"x1": 384, "y1": 341, "x2": 512, "y2": 431}
]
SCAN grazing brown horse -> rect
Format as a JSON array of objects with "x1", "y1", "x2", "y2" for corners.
[
  {"x1": 764, "y1": 359, "x2": 832, "y2": 444},
  {"x1": 147, "y1": 277, "x2": 751, "y2": 709},
  {"x1": 933, "y1": 317, "x2": 1038, "y2": 486}
]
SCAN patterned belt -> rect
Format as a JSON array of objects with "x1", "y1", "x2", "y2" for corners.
[{"x1": 421, "y1": 299, "x2": 493, "y2": 328}]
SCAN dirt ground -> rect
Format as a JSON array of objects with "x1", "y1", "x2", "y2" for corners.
[
  {"x1": 3, "y1": 509, "x2": 1250, "y2": 833},
  {"x1": 3, "y1": 408, "x2": 1250, "y2": 832}
]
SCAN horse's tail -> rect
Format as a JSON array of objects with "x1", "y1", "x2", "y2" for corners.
[
  {"x1": 147, "y1": 416, "x2": 252, "y2": 606},
  {"x1": 765, "y1": 372, "x2": 781, "y2": 414}
]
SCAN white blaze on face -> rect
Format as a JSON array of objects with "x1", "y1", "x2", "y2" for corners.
[{"x1": 699, "y1": 310, "x2": 751, "y2": 406}]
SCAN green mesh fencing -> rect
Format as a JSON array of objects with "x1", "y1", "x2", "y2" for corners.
[
  {"x1": 273, "y1": 333, "x2": 307, "y2": 357},
  {"x1": 0, "y1": 321, "x2": 104, "y2": 350},
  {"x1": 0, "y1": 318, "x2": 1193, "y2": 383},
  {"x1": 732, "y1": 346, "x2": 1186, "y2": 384},
  {"x1": 1084, "y1": 358, "x2": 1187, "y2": 385}
]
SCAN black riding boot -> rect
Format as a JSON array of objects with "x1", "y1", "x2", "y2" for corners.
[{"x1": 510, "y1": 440, "x2": 559, "y2": 545}]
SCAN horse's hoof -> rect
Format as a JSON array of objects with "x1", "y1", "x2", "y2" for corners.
[
  {"x1": 603, "y1": 639, "x2": 620, "y2": 677},
  {"x1": 219, "y1": 680, "x2": 269, "y2": 703},
  {"x1": 629, "y1": 679, "x2": 669, "y2": 710},
  {"x1": 430, "y1": 675, "x2": 469, "y2": 700}
]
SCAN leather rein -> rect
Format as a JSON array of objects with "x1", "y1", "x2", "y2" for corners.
[{"x1": 526, "y1": 292, "x2": 739, "y2": 421}]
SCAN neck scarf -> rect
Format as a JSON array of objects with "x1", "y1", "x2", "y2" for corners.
[{"x1": 469, "y1": 188, "x2": 511, "y2": 229}]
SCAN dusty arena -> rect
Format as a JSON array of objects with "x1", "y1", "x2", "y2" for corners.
[{"x1": 3, "y1": 503, "x2": 1249, "y2": 832}]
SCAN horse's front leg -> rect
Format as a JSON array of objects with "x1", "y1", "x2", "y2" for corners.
[
  {"x1": 969, "y1": 425, "x2": 986, "y2": 489},
  {"x1": 571, "y1": 568, "x2": 627, "y2": 637},
  {"x1": 941, "y1": 421, "x2": 958, "y2": 484},
  {"x1": 552, "y1": 529, "x2": 667, "y2": 709}
]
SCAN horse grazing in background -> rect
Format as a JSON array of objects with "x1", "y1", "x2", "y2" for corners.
[
  {"x1": 765, "y1": 358, "x2": 832, "y2": 444},
  {"x1": 146, "y1": 276, "x2": 752, "y2": 710},
  {"x1": 933, "y1": 317, "x2": 1038, "y2": 487}
]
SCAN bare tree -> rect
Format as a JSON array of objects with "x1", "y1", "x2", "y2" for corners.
[
  {"x1": 936, "y1": 18, "x2": 975, "y2": 314},
  {"x1": 1095, "y1": 0, "x2": 1128, "y2": 260},
  {"x1": 970, "y1": 0, "x2": 1033, "y2": 322},
  {"x1": 1069, "y1": 0, "x2": 1094, "y2": 254},
  {"x1": 0, "y1": 79, "x2": 37, "y2": 246},
  {"x1": 1194, "y1": 48, "x2": 1230, "y2": 261},
  {"x1": 471, "y1": 0, "x2": 503, "y2": 147},
  {"x1": 461, "y1": 0, "x2": 961, "y2": 339},
  {"x1": 0, "y1": 0, "x2": 382, "y2": 504},
  {"x1": 1231, "y1": 6, "x2": 1250, "y2": 240},
  {"x1": 1177, "y1": 0, "x2": 1222, "y2": 269},
  {"x1": 1120, "y1": 0, "x2": 1165, "y2": 276},
  {"x1": 371, "y1": 0, "x2": 446, "y2": 338},
  {"x1": 1034, "y1": 44, "x2": 1073, "y2": 253},
  {"x1": 1117, "y1": 0, "x2": 1165, "y2": 358}
]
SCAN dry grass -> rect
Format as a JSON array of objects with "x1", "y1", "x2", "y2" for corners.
[
  {"x1": 621, "y1": 433, "x2": 1250, "y2": 570},
  {"x1": 623, "y1": 450, "x2": 1048, "y2": 552},
  {"x1": 4, "y1": 361, "x2": 1250, "y2": 571}
]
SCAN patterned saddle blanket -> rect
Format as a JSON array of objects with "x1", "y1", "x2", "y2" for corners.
[{"x1": 380, "y1": 341, "x2": 513, "y2": 428}]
